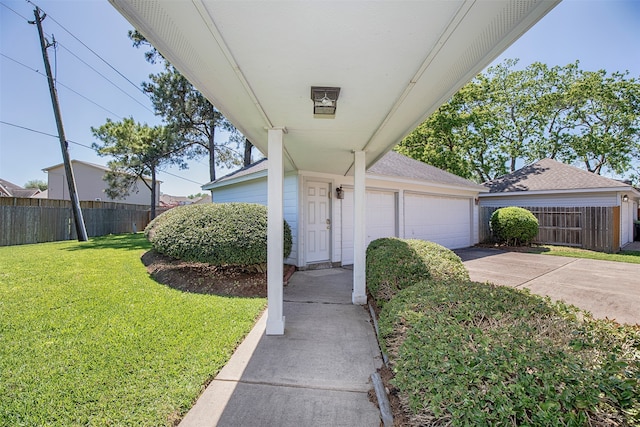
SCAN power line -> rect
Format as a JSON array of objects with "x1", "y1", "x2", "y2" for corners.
[
  {"x1": 25, "y1": 0, "x2": 150, "y2": 98},
  {"x1": 3, "y1": 2, "x2": 153, "y2": 115},
  {"x1": 55, "y1": 42, "x2": 155, "y2": 114},
  {"x1": 0, "y1": 1, "x2": 29, "y2": 21},
  {"x1": 0, "y1": 120, "x2": 58, "y2": 138},
  {"x1": 1, "y1": 120, "x2": 207, "y2": 186},
  {"x1": 157, "y1": 169, "x2": 205, "y2": 185},
  {"x1": 1, "y1": 52, "x2": 123, "y2": 119}
]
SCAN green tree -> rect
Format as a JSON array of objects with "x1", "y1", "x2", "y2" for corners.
[
  {"x1": 399, "y1": 59, "x2": 640, "y2": 182},
  {"x1": 24, "y1": 179, "x2": 47, "y2": 191},
  {"x1": 130, "y1": 30, "x2": 250, "y2": 181},
  {"x1": 397, "y1": 92, "x2": 474, "y2": 180},
  {"x1": 565, "y1": 69, "x2": 640, "y2": 174},
  {"x1": 91, "y1": 118, "x2": 189, "y2": 219}
]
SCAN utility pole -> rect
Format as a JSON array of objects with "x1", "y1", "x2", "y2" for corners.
[{"x1": 31, "y1": 7, "x2": 87, "y2": 241}]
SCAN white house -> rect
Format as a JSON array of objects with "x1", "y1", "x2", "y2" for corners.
[
  {"x1": 480, "y1": 158, "x2": 640, "y2": 250},
  {"x1": 110, "y1": 0, "x2": 559, "y2": 334},
  {"x1": 205, "y1": 151, "x2": 485, "y2": 268},
  {"x1": 43, "y1": 160, "x2": 160, "y2": 206}
]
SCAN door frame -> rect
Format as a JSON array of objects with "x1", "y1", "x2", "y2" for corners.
[{"x1": 301, "y1": 178, "x2": 333, "y2": 266}]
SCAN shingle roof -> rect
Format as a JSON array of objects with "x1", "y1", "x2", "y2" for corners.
[
  {"x1": 213, "y1": 158, "x2": 268, "y2": 184},
  {"x1": 484, "y1": 158, "x2": 631, "y2": 193},
  {"x1": 211, "y1": 152, "x2": 483, "y2": 190},
  {"x1": 0, "y1": 178, "x2": 41, "y2": 197},
  {"x1": 369, "y1": 151, "x2": 485, "y2": 189}
]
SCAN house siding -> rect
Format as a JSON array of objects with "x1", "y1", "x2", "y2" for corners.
[
  {"x1": 211, "y1": 170, "x2": 482, "y2": 267},
  {"x1": 210, "y1": 173, "x2": 298, "y2": 265},
  {"x1": 46, "y1": 161, "x2": 158, "y2": 205},
  {"x1": 211, "y1": 179, "x2": 268, "y2": 205}
]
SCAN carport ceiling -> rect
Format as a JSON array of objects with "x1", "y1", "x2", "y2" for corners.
[{"x1": 109, "y1": 0, "x2": 558, "y2": 176}]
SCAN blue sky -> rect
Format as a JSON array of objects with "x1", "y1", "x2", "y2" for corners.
[{"x1": 1, "y1": 0, "x2": 639, "y2": 196}]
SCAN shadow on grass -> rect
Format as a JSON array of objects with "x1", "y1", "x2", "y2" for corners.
[
  {"x1": 619, "y1": 250, "x2": 640, "y2": 257},
  {"x1": 63, "y1": 233, "x2": 151, "y2": 252},
  {"x1": 455, "y1": 245, "x2": 551, "y2": 261},
  {"x1": 519, "y1": 246, "x2": 552, "y2": 254}
]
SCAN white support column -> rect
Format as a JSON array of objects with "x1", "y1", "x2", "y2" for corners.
[
  {"x1": 352, "y1": 150, "x2": 367, "y2": 305},
  {"x1": 266, "y1": 128, "x2": 285, "y2": 335},
  {"x1": 398, "y1": 189, "x2": 405, "y2": 238}
]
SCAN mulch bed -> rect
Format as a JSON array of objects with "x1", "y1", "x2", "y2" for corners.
[{"x1": 141, "y1": 250, "x2": 295, "y2": 298}]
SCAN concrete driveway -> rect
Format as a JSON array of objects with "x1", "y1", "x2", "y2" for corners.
[{"x1": 455, "y1": 248, "x2": 640, "y2": 325}]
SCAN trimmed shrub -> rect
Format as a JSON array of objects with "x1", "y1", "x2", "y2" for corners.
[
  {"x1": 366, "y1": 238, "x2": 469, "y2": 305},
  {"x1": 144, "y1": 203, "x2": 292, "y2": 267},
  {"x1": 379, "y1": 280, "x2": 640, "y2": 426},
  {"x1": 490, "y1": 206, "x2": 539, "y2": 246}
]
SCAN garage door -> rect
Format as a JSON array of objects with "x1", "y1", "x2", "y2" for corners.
[
  {"x1": 342, "y1": 189, "x2": 397, "y2": 265},
  {"x1": 404, "y1": 193, "x2": 471, "y2": 249}
]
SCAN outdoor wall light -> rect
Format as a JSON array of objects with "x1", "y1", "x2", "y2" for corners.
[
  {"x1": 311, "y1": 86, "x2": 340, "y2": 117},
  {"x1": 336, "y1": 186, "x2": 345, "y2": 199},
  {"x1": 622, "y1": 194, "x2": 629, "y2": 202}
]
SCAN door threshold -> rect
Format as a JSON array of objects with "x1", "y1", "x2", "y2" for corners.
[{"x1": 299, "y1": 261, "x2": 341, "y2": 271}]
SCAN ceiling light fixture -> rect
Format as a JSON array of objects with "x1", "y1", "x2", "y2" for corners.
[{"x1": 311, "y1": 86, "x2": 340, "y2": 117}]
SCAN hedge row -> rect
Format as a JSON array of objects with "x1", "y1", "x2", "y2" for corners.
[
  {"x1": 145, "y1": 203, "x2": 292, "y2": 267},
  {"x1": 366, "y1": 238, "x2": 640, "y2": 426},
  {"x1": 366, "y1": 238, "x2": 468, "y2": 305}
]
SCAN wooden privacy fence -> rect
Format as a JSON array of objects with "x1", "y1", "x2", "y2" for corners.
[
  {"x1": 0, "y1": 197, "x2": 152, "y2": 246},
  {"x1": 479, "y1": 206, "x2": 620, "y2": 253}
]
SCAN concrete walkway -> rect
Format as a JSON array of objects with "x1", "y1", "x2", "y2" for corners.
[
  {"x1": 179, "y1": 268, "x2": 383, "y2": 427},
  {"x1": 457, "y1": 247, "x2": 640, "y2": 325}
]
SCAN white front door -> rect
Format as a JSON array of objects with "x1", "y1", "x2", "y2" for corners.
[{"x1": 305, "y1": 181, "x2": 331, "y2": 263}]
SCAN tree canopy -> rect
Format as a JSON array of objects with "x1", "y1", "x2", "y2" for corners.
[
  {"x1": 24, "y1": 179, "x2": 47, "y2": 191},
  {"x1": 91, "y1": 117, "x2": 190, "y2": 218},
  {"x1": 397, "y1": 59, "x2": 640, "y2": 183},
  {"x1": 130, "y1": 30, "x2": 250, "y2": 181}
]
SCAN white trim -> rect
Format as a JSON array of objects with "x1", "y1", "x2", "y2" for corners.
[
  {"x1": 203, "y1": 169, "x2": 268, "y2": 190},
  {"x1": 366, "y1": 172, "x2": 486, "y2": 193},
  {"x1": 480, "y1": 187, "x2": 640, "y2": 198}
]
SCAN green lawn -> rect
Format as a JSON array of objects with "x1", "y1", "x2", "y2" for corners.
[
  {"x1": 524, "y1": 244, "x2": 640, "y2": 264},
  {"x1": 0, "y1": 234, "x2": 266, "y2": 426}
]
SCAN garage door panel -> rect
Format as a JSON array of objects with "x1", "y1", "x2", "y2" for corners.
[
  {"x1": 405, "y1": 194, "x2": 471, "y2": 249},
  {"x1": 342, "y1": 189, "x2": 396, "y2": 265}
]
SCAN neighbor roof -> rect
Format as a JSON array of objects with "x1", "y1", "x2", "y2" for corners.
[
  {"x1": 0, "y1": 178, "x2": 41, "y2": 198},
  {"x1": 206, "y1": 152, "x2": 483, "y2": 191},
  {"x1": 484, "y1": 158, "x2": 632, "y2": 193},
  {"x1": 42, "y1": 159, "x2": 159, "y2": 183},
  {"x1": 42, "y1": 159, "x2": 110, "y2": 172}
]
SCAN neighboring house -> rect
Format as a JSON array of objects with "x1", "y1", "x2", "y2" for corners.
[
  {"x1": 204, "y1": 151, "x2": 486, "y2": 269},
  {"x1": 42, "y1": 160, "x2": 160, "y2": 206},
  {"x1": 0, "y1": 178, "x2": 42, "y2": 198},
  {"x1": 159, "y1": 194, "x2": 194, "y2": 208},
  {"x1": 159, "y1": 194, "x2": 211, "y2": 208},
  {"x1": 480, "y1": 158, "x2": 640, "y2": 251},
  {"x1": 193, "y1": 194, "x2": 212, "y2": 204}
]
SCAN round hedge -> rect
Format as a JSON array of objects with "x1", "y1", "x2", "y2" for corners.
[
  {"x1": 145, "y1": 203, "x2": 292, "y2": 267},
  {"x1": 490, "y1": 206, "x2": 539, "y2": 246},
  {"x1": 366, "y1": 237, "x2": 469, "y2": 305}
]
